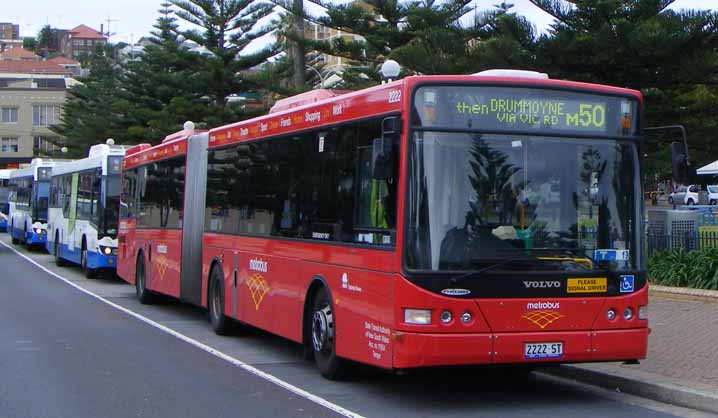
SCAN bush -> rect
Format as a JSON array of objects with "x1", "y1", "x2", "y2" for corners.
[{"x1": 648, "y1": 248, "x2": 718, "y2": 289}]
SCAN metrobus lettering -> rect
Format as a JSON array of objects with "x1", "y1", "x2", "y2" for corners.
[
  {"x1": 249, "y1": 258, "x2": 268, "y2": 273},
  {"x1": 526, "y1": 301, "x2": 560, "y2": 310}
]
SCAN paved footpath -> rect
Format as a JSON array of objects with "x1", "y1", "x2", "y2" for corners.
[{"x1": 552, "y1": 288, "x2": 718, "y2": 414}]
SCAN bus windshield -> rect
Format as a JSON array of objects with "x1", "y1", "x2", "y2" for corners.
[
  {"x1": 406, "y1": 86, "x2": 640, "y2": 273},
  {"x1": 103, "y1": 175, "x2": 121, "y2": 237}
]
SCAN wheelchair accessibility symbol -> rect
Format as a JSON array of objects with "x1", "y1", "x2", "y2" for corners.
[{"x1": 619, "y1": 275, "x2": 634, "y2": 293}]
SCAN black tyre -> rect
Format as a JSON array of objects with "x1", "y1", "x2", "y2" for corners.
[
  {"x1": 135, "y1": 255, "x2": 154, "y2": 304},
  {"x1": 208, "y1": 266, "x2": 230, "y2": 335},
  {"x1": 11, "y1": 222, "x2": 18, "y2": 244},
  {"x1": 311, "y1": 287, "x2": 349, "y2": 380},
  {"x1": 54, "y1": 235, "x2": 67, "y2": 267},
  {"x1": 687, "y1": 199, "x2": 696, "y2": 205},
  {"x1": 81, "y1": 240, "x2": 96, "y2": 278},
  {"x1": 22, "y1": 225, "x2": 29, "y2": 248},
  {"x1": 711, "y1": 200, "x2": 717, "y2": 206}
]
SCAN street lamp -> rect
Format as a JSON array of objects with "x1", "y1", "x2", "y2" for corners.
[{"x1": 380, "y1": 60, "x2": 400, "y2": 82}]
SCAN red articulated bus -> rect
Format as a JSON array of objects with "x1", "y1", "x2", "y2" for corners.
[{"x1": 118, "y1": 70, "x2": 649, "y2": 379}]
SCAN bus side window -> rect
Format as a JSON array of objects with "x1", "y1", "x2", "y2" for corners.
[{"x1": 353, "y1": 119, "x2": 397, "y2": 246}]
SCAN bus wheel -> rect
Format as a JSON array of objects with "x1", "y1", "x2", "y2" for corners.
[
  {"x1": 11, "y1": 222, "x2": 18, "y2": 244},
  {"x1": 208, "y1": 266, "x2": 229, "y2": 335},
  {"x1": 54, "y1": 236, "x2": 67, "y2": 267},
  {"x1": 311, "y1": 288, "x2": 348, "y2": 380},
  {"x1": 135, "y1": 255, "x2": 154, "y2": 304},
  {"x1": 81, "y1": 241, "x2": 96, "y2": 278},
  {"x1": 22, "y1": 225, "x2": 29, "y2": 248}
]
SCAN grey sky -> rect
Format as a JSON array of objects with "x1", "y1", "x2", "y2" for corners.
[{"x1": 4, "y1": 0, "x2": 716, "y2": 47}]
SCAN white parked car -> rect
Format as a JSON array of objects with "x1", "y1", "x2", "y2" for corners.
[
  {"x1": 669, "y1": 185, "x2": 700, "y2": 205},
  {"x1": 708, "y1": 185, "x2": 718, "y2": 205}
]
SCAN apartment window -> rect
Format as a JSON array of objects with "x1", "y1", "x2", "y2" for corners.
[
  {"x1": 1, "y1": 137, "x2": 19, "y2": 153},
  {"x1": 73, "y1": 39, "x2": 81, "y2": 46},
  {"x1": 33, "y1": 136, "x2": 62, "y2": 155},
  {"x1": 32, "y1": 104, "x2": 61, "y2": 127},
  {"x1": 1, "y1": 107, "x2": 18, "y2": 123}
]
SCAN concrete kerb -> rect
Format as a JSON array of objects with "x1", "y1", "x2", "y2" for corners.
[
  {"x1": 649, "y1": 284, "x2": 718, "y2": 299},
  {"x1": 541, "y1": 364, "x2": 718, "y2": 415}
]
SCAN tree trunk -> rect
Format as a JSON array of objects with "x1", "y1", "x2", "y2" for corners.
[{"x1": 292, "y1": 0, "x2": 306, "y2": 89}]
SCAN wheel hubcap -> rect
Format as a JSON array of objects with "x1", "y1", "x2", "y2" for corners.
[{"x1": 312, "y1": 306, "x2": 334, "y2": 352}]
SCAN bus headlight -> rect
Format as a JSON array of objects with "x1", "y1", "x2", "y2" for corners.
[
  {"x1": 638, "y1": 305, "x2": 648, "y2": 320},
  {"x1": 99, "y1": 246, "x2": 115, "y2": 256},
  {"x1": 35, "y1": 228, "x2": 44, "y2": 234},
  {"x1": 404, "y1": 308, "x2": 431, "y2": 325}
]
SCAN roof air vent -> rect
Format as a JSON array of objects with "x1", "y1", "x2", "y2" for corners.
[{"x1": 473, "y1": 69, "x2": 549, "y2": 79}]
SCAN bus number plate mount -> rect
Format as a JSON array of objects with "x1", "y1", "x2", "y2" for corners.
[{"x1": 524, "y1": 342, "x2": 563, "y2": 359}]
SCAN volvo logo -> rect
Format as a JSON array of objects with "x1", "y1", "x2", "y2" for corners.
[
  {"x1": 441, "y1": 288, "x2": 471, "y2": 296},
  {"x1": 523, "y1": 281, "x2": 561, "y2": 289}
]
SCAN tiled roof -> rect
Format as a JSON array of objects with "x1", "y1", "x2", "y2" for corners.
[
  {"x1": 70, "y1": 24, "x2": 106, "y2": 40},
  {"x1": 47, "y1": 56, "x2": 80, "y2": 65},
  {"x1": 0, "y1": 61, "x2": 72, "y2": 75},
  {"x1": 2, "y1": 48, "x2": 38, "y2": 58}
]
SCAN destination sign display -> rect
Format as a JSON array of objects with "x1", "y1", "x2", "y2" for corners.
[{"x1": 412, "y1": 86, "x2": 638, "y2": 137}]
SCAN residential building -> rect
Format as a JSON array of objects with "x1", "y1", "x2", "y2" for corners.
[
  {"x1": 303, "y1": 1, "x2": 373, "y2": 86},
  {"x1": 57, "y1": 25, "x2": 107, "y2": 59},
  {"x1": 0, "y1": 23, "x2": 20, "y2": 41},
  {"x1": 47, "y1": 56, "x2": 81, "y2": 76},
  {"x1": 0, "y1": 62, "x2": 71, "y2": 168},
  {"x1": 0, "y1": 22, "x2": 22, "y2": 53},
  {"x1": 0, "y1": 48, "x2": 39, "y2": 61}
]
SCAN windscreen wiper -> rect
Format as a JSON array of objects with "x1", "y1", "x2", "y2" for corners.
[
  {"x1": 527, "y1": 247, "x2": 611, "y2": 275},
  {"x1": 449, "y1": 256, "x2": 535, "y2": 284}
]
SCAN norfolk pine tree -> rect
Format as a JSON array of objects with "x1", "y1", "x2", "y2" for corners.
[{"x1": 170, "y1": 0, "x2": 278, "y2": 126}]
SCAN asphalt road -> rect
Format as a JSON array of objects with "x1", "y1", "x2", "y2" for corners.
[{"x1": 0, "y1": 234, "x2": 711, "y2": 418}]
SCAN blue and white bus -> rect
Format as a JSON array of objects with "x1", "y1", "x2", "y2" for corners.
[
  {"x1": 8, "y1": 160, "x2": 67, "y2": 246},
  {"x1": 47, "y1": 142, "x2": 128, "y2": 277},
  {"x1": 0, "y1": 169, "x2": 11, "y2": 231}
]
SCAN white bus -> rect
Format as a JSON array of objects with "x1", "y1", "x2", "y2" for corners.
[
  {"x1": 8, "y1": 160, "x2": 67, "y2": 247},
  {"x1": 0, "y1": 169, "x2": 11, "y2": 231},
  {"x1": 47, "y1": 142, "x2": 128, "y2": 277}
]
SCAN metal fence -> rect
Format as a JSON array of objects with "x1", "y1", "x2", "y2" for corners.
[{"x1": 647, "y1": 230, "x2": 718, "y2": 256}]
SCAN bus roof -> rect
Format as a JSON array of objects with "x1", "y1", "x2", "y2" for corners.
[
  {"x1": 207, "y1": 73, "x2": 642, "y2": 149},
  {"x1": 208, "y1": 80, "x2": 404, "y2": 149},
  {"x1": 10, "y1": 158, "x2": 71, "y2": 179},
  {"x1": 52, "y1": 144, "x2": 129, "y2": 177},
  {"x1": 122, "y1": 129, "x2": 200, "y2": 170}
]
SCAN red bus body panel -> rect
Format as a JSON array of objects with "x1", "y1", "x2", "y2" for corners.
[{"x1": 119, "y1": 74, "x2": 648, "y2": 371}]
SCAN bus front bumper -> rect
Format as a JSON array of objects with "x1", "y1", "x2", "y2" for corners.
[
  {"x1": 391, "y1": 327, "x2": 648, "y2": 369},
  {"x1": 86, "y1": 251, "x2": 117, "y2": 270},
  {"x1": 25, "y1": 230, "x2": 46, "y2": 245}
]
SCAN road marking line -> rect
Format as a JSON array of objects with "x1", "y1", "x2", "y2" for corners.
[{"x1": 0, "y1": 241, "x2": 365, "y2": 418}]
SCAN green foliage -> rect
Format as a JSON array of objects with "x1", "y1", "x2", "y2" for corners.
[
  {"x1": 22, "y1": 37, "x2": 37, "y2": 51},
  {"x1": 120, "y1": 2, "x2": 209, "y2": 144},
  {"x1": 51, "y1": 46, "x2": 128, "y2": 157},
  {"x1": 170, "y1": 0, "x2": 278, "y2": 126},
  {"x1": 648, "y1": 248, "x2": 718, "y2": 290}
]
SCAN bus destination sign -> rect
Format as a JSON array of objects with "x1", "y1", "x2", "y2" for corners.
[{"x1": 413, "y1": 86, "x2": 638, "y2": 137}]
